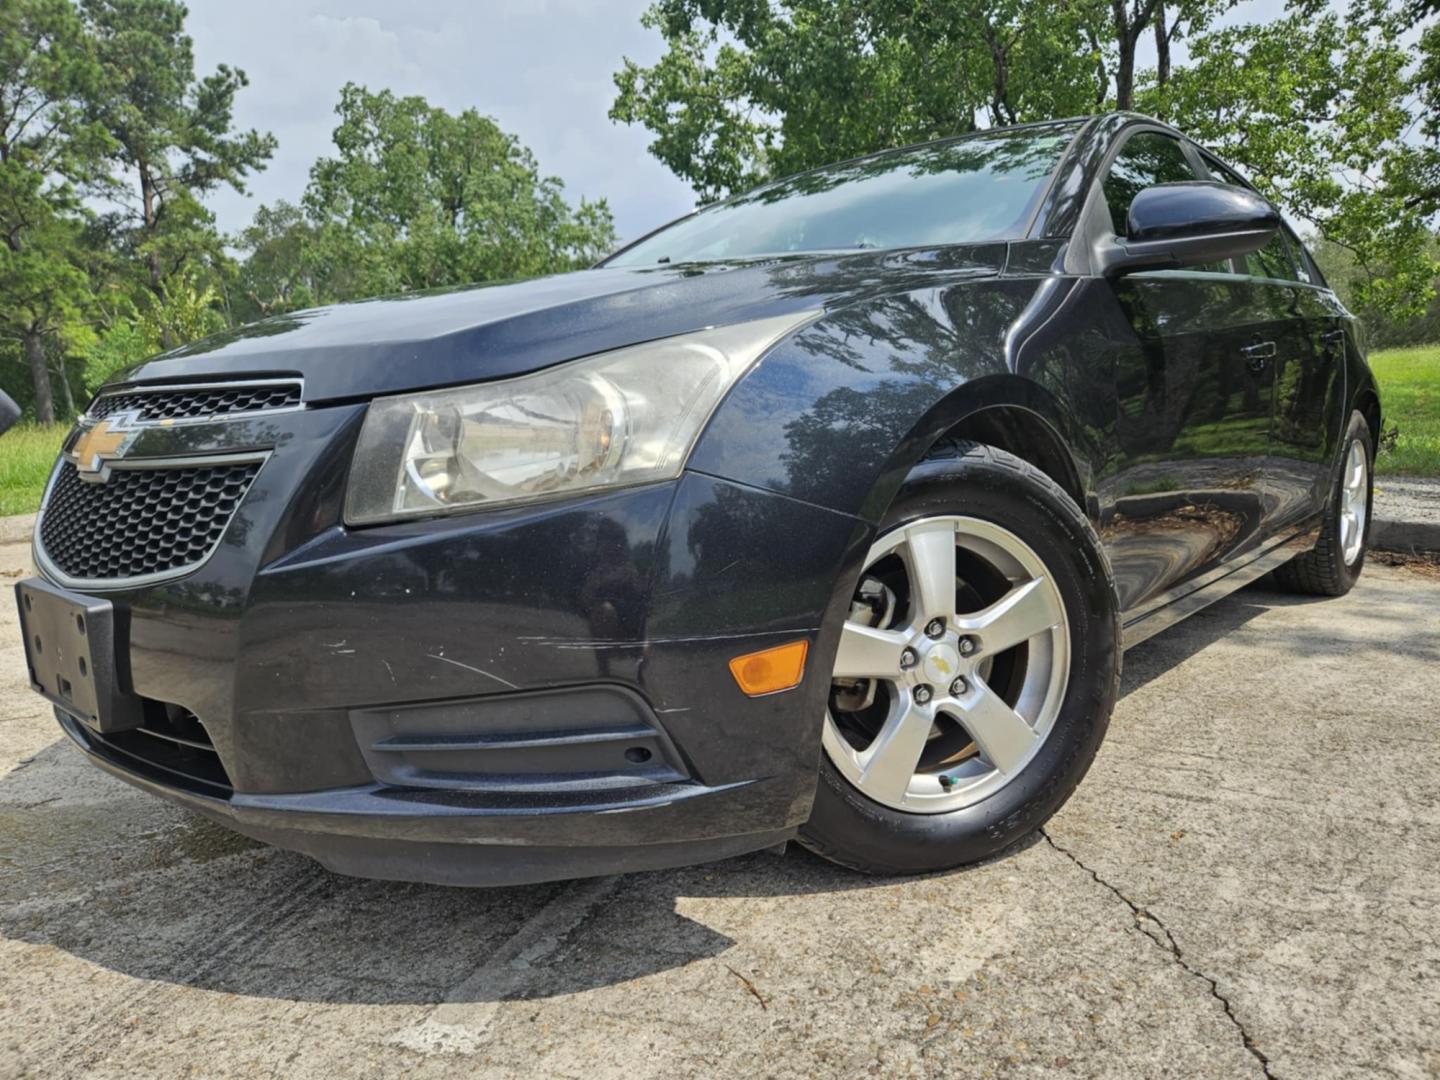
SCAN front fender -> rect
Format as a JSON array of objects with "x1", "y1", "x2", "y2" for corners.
[{"x1": 689, "y1": 276, "x2": 1115, "y2": 523}]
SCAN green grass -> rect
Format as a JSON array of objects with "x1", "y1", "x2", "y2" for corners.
[
  {"x1": 1370, "y1": 344, "x2": 1440, "y2": 477},
  {"x1": 0, "y1": 423, "x2": 65, "y2": 517}
]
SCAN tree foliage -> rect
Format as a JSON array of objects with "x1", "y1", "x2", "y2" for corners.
[
  {"x1": 612, "y1": 0, "x2": 1439, "y2": 317},
  {"x1": 0, "y1": 6, "x2": 618, "y2": 421},
  {"x1": 299, "y1": 84, "x2": 616, "y2": 300},
  {"x1": 609, "y1": 0, "x2": 1231, "y2": 201},
  {"x1": 0, "y1": 0, "x2": 111, "y2": 422},
  {"x1": 2, "y1": 0, "x2": 1436, "y2": 426},
  {"x1": 1148, "y1": 0, "x2": 1438, "y2": 316},
  {"x1": 81, "y1": 0, "x2": 274, "y2": 329}
]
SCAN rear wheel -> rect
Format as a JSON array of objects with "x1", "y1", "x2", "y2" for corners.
[
  {"x1": 799, "y1": 442, "x2": 1121, "y2": 875},
  {"x1": 1271, "y1": 411, "x2": 1373, "y2": 597}
]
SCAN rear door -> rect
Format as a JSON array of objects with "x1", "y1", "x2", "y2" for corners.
[
  {"x1": 1096, "y1": 129, "x2": 1276, "y2": 611},
  {"x1": 1196, "y1": 152, "x2": 1345, "y2": 529}
]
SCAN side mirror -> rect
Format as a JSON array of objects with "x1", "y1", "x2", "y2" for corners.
[
  {"x1": 1095, "y1": 181, "x2": 1280, "y2": 277},
  {"x1": 0, "y1": 391, "x2": 19, "y2": 437}
]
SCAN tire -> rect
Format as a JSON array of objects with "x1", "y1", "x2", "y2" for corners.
[
  {"x1": 799, "y1": 441, "x2": 1121, "y2": 875},
  {"x1": 1270, "y1": 411, "x2": 1373, "y2": 598}
]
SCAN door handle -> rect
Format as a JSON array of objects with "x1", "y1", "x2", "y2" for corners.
[{"x1": 1241, "y1": 339, "x2": 1276, "y2": 372}]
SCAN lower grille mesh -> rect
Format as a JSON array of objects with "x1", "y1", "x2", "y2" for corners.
[
  {"x1": 83, "y1": 703, "x2": 233, "y2": 796},
  {"x1": 39, "y1": 460, "x2": 261, "y2": 581}
]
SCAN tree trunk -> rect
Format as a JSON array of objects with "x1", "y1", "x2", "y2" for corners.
[
  {"x1": 54, "y1": 354, "x2": 76, "y2": 416},
  {"x1": 140, "y1": 166, "x2": 176, "y2": 349},
  {"x1": 24, "y1": 329, "x2": 55, "y2": 425},
  {"x1": 141, "y1": 168, "x2": 162, "y2": 295},
  {"x1": 1114, "y1": 40, "x2": 1136, "y2": 109},
  {"x1": 1154, "y1": 4, "x2": 1172, "y2": 90}
]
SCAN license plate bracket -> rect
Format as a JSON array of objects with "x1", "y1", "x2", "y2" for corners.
[{"x1": 15, "y1": 578, "x2": 142, "y2": 733}]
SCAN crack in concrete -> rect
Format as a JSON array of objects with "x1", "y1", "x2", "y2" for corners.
[{"x1": 1040, "y1": 829, "x2": 1276, "y2": 1079}]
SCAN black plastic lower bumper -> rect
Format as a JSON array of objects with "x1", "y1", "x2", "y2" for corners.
[{"x1": 59, "y1": 710, "x2": 798, "y2": 885}]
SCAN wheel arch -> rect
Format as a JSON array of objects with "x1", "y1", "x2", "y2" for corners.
[
  {"x1": 858, "y1": 373, "x2": 1098, "y2": 524},
  {"x1": 1354, "y1": 383, "x2": 1382, "y2": 447},
  {"x1": 933, "y1": 402, "x2": 1088, "y2": 512}
]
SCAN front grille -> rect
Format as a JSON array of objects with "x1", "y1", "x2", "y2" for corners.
[
  {"x1": 39, "y1": 459, "x2": 261, "y2": 582},
  {"x1": 88, "y1": 382, "x2": 301, "y2": 423},
  {"x1": 84, "y1": 702, "x2": 233, "y2": 796}
]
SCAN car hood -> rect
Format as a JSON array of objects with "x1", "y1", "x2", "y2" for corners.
[{"x1": 118, "y1": 245, "x2": 1010, "y2": 401}]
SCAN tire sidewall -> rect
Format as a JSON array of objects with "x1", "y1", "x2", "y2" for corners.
[
  {"x1": 804, "y1": 446, "x2": 1121, "y2": 873},
  {"x1": 1333, "y1": 411, "x2": 1374, "y2": 590}
]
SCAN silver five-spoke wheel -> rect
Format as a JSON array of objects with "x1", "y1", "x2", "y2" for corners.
[
  {"x1": 822, "y1": 515, "x2": 1070, "y2": 813},
  {"x1": 1339, "y1": 438, "x2": 1368, "y2": 566}
]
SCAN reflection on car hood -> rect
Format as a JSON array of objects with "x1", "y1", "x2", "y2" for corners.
[{"x1": 118, "y1": 245, "x2": 1009, "y2": 400}]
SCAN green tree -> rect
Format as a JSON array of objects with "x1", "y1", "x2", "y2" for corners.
[
  {"x1": 81, "y1": 0, "x2": 274, "y2": 328},
  {"x1": 0, "y1": 0, "x2": 110, "y2": 422},
  {"x1": 1311, "y1": 233, "x2": 1440, "y2": 348},
  {"x1": 615, "y1": 0, "x2": 1437, "y2": 320},
  {"x1": 1150, "y1": 0, "x2": 1438, "y2": 317},
  {"x1": 232, "y1": 200, "x2": 319, "y2": 321},
  {"x1": 1407, "y1": 1, "x2": 1439, "y2": 245},
  {"x1": 609, "y1": 0, "x2": 1231, "y2": 201},
  {"x1": 299, "y1": 83, "x2": 616, "y2": 298}
]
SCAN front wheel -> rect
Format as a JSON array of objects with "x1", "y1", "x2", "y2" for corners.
[{"x1": 799, "y1": 442, "x2": 1121, "y2": 875}]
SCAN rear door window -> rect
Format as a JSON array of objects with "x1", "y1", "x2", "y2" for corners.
[{"x1": 1200, "y1": 154, "x2": 1300, "y2": 282}]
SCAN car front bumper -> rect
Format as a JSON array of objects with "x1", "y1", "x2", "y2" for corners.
[{"x1": 28, "y1": 402, "x2": 866, "y2": 885}]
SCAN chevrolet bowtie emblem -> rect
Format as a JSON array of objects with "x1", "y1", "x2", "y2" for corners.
[{"x1": 68, "y1": 411, "x2": 142, "y2": 480}]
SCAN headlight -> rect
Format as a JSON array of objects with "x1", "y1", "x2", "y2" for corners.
[{"x1": 344, "y1": 310, "x2": 815, "y2": 524}]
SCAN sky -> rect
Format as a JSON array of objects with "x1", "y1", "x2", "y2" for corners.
[
  {"x1": 188, "y1": 0, "x2": 695, "y2": 246},
  {"x1": 187, "y1": 0, "x2": 1294, "y2": 247}
]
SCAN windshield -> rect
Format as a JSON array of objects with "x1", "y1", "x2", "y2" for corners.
[{"x1": 606, "y1": 122, "x2": 1080, "y2": 267}]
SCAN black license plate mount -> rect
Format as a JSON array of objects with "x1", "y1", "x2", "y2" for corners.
[{"x1": 15, "y1": 578, "x2": 142, "y2": 733}]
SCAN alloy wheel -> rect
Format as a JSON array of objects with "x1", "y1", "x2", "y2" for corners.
[
  {"x1": 822, "y1": 516, "x2": 1070, "y2": 814},
  {"x1": 1339, "y1": 438, "x2": 1368, "y2": 567}
]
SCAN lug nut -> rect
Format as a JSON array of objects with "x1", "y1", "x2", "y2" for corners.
[
  {"x1": 925, "y1": 618, "x2": 945, "y2": 639},
  {"x1": 913, "y1": 685, "x2": 933, "y2": 704},
  {"x1": 949, "y1": 677, "x2": 969, "y2": 697},
  {"x1": 900, "y1": 647, "x2": 918, "y2": 669},
  {"x1": 957, "y1": 636, "x2": 978, "y2": 656}
]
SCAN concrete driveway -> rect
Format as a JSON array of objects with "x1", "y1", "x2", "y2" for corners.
[{"x1": 2, "y1": 530, "x2": 1437, "y2": 1080}]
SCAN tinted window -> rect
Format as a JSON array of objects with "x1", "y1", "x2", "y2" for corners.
[
  {"x1": 1244, "y1": 232, "x2": 1298, "y2": 281},
  {"x1": 606, "y1": 123, "x2": 1079, "y2": 266},
  {"x1": 1200, "y1": 154, "x2": 1299, "y2": 282},
  {"x1": 1279, "y1": 225, "x2": 1319, "y2": 285},
  {"x1": 1102, "y1": 132, "x2": 1198, "y2": 235}
]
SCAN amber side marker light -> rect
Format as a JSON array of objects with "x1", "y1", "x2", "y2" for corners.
[{"x1": 728, "y1": 640, "x2": 809, "y2": 696}]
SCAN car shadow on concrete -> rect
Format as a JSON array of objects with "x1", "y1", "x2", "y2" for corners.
[
  {"x1": 1122, "y1": 575, "x2": 1439, "y2": 699},
  {"x1": 0, "y1": 581, "x2": 1394, "y2": 1008},
  {"x1": 0, "y1": 732, "x2": 1047, "y2": 1006}
]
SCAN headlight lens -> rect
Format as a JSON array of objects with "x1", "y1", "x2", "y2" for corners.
[{"x1": 344, "y1": 311, "x2": 814, "y2": 524}]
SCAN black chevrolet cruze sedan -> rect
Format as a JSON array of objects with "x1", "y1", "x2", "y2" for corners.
[{"x1": 17, "y1": 112, "x2": 1379, "y2": 885}]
